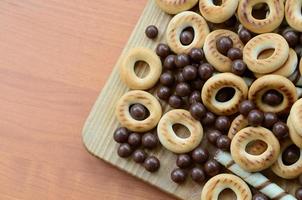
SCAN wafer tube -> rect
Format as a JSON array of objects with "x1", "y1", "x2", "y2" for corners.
[{"x1": 215, "y1": 150, "x2": 297, "y2": 200}]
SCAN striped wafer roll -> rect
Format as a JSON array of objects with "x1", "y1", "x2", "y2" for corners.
[{"x1": 215, "y1": 150, "x2": 297, "y2": 200}]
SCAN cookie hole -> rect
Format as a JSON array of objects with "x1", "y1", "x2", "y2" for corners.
[
  {"x1": 215, "y1": 87, "x2": 236, "y2": 102},
  {"x1": 257, "y1": 48, "x2": 274, "y2": 60},
  {"x1": 129, "y1": 104, "x2": 150, "y2": 121},
  {"x1": 218, "y1": 189, "x2": 236, "y2": 200},
  {"x1": 262, "y1": 89, "x2": 284, "y2": 106},
  {"x1": 134, "y1": 61, "x2": 150, "y2": 79},
  {"x1": 245, "y1": 140, "x2": 268, "y2": 155},
  {"x1": 212, "y1": 0, "x2": 222, "y2": 6},
  {"x1": 282, "y1": 144, "x2": 300, "y2": 166},
  {"x1": 252, "y1": 3, "x2": 270, "y2": 20},
  {"x1": 180, "y1": 27, "x2": 195, "y2": 46},
  {"x1": 173, "y1": 124, "x2": 191, "y2": 139}
]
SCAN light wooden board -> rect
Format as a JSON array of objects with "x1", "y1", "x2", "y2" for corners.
[{"x1": 82, "y1": 1, "x2": 299, "y2": 199}]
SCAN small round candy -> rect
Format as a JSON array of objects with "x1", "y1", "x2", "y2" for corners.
[
  {"x1": 189, "y1": 90, "x2": 202, "y2": 104},
  {"x1": 191, "y1": 167, "x2": 206, "y2": 183},
  {"x1": 117, "y1": 143, "x2": 133, "y2": 158},
  {"x1": 191, "y1": 79, "x2": 204, "y2": 90},
  {"x1": 130, "y1": 104, "x2": 148, "y2": 121},
  {"x1": 175, "y1": 82, "x2": 191, "y2": 97},
  {"x1": 160, "y1": 72, "x2": 175, "y2": 86},
  {"x1": 227, "y1": 48, "x2": 243, "y2": 60},
  {"x1": 248, "y1": 110, "x2": 264, "y2": 127},
  {"x1": 207, "y1": 129, "x2": 222, "y2": 144},
  {"x1": 215, "y1": 116, "x2": 231, "y2": 132},
  {"x1": 273, "y1": 121, "x2": 289, "y2": 140},
  {"x1": 180, "y1": 29, "x2": 194, "y2": 45},
  {"x1": 216, "y1": 36, "x2": 233, "y2": 55},
  {"x1": 175, "y1": 71, "x2": 185, "y2": 83},
  {"x1": 216, "y1": 135, "x2": 231, "y2": 151},
  {"x1": 263, "y1": 112, "x2": 278, "y2": 128},
  {"x1": 168, "y1": 95, "x2": 183, "y2": 108},
  {"x1": 282, "y1": 145, "x2": 300, "y2": 165},
  {"x1": 176, "y1": 154, "x2": 192, "y2": 169},
  {"x1": 157, "y1": 86, "x2": 172, "y2": 100},
  {"x1": 142, "y1": 133, "x2": 158, "y2": 149},
  {"x1": 128, "y1": 132, "x2": 142, "y2": 147},
  {"x1": 252, "y1": 193, "x2": 269, "y2": 200},
  {"x1": 182, "y1": 65, "x2": 198, "y2": 81},
  {"x1": 283, "y1": 31, "x2": 299, "y2": 47},
  {"x1": 191, "y1": 146, "x2": 209, "y2": 164},
  {"x1": 198, "y1": 63, "x2": 214, "y2": 80},
  {"x1": 144, "y1": 156, "x2": 160, "y2": 172},
  {"x1": 189, "y1": 102, "x2": 206, "y2": 120},
  {"x1": 164, "y1": 55, "x2": 176, "y2": 69},
  {"x1": 262, "y1": 90, "x2": 283, "y2": 106},
  {"x1": 175, "y1": 54, "x2": 190, "y2": 68},
  {"x1": 133, "y1": 149, "x2": 147, "y2": 163},
  {"x1": 156, "y1": 43, "x2": 170, "y2": 58},
  {"x1": 114, "y1": 127, "x2": 129, "y2": 143},
  {"x1": 299, "y1": 174, "x2": 302, "y2": 184},
  {"x1": 224, "y1": 15, "x2": 237, "y2": 27},
  {"x1": 201, "y1": 112, "x2": 216, "y2": 126},
  {"x1": 296, "y1": 188, "x2": 302, "y2": 200},
  {"x1": 204, "y1": 159, "x2": 221, "y2": 177},
  {"x1": 238, "y1": 28, "x2": 252, "y2": 44},
  {"x1": 239, "y1": 100, "x2": 255, "y2": 116},
  {"x1": 145, "y1": 25, "x2": 158, "y2": 39},
  {"x1": 171, "y1": 168, "x2": 187, "y2": 184},
  {"x1": 231, "y1": 59, "x2": 246, "y2": 75},
  {"x1": 189, "y1": 48, "x2": 204, "y2": 62}
]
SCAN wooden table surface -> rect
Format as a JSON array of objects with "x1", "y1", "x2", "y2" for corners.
[{"x1": 0, "y1": 1, "x2": 175, "y2": 199}]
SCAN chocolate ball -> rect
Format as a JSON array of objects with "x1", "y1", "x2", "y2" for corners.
[
  {"x1": 263, "y1": 112, "x2": 278, "y2": 128},
  {"x1": 296, "y1": 188, "x2": 302, "y2": 200},
  {"x1": 130, "y1": 104, "x2": 148, "y2": 121},
  {"x1": 239, "y1": 28, "x2": 252, "y2": 44},
  {"x1": 117, "y1": 143, "x2": 133, "y2": 158},
  {"x1": 198, "y1": 63, "x2": 214, "y2": 80},
  {"x1": 248, "y1": 110, "x2": 264, "y2": 127},
  {"x1": 204, "y1": 160, "x2": 221, "y2": 177},
  {"x1": 227, "y1": 48, "x2": 243, "y2": 60},
  {"x1": 191, "y1": 146, "x2": 209, "y2": 164},
  {"x1": 282, "y1": 145, "x2": 300, "y2": 165},
  {"x1": 215, "y1": 116, "x2": 231, "y2": 132},
  {"x1": 216, "y1": 135, "x2": 231, "y2": 151},
  {"x1": 157, "y1": 86, "x2": 171, "y2": 100},
  {"x1": 239, "y1": 100, "x2": 255, "y2": 116},
  {"x1": 262, "y1": 90, "x2": 283, "y2": 106},
  {"x1": 160, "y1": 72, "x2": 175, "y2": 86},
  {"x1": 201, "y1": 112, "x2": 216, "y2": 126},
  {"x1": 189, "y1": 48, "x2": 204, "y2": 62},
  {"x1": 283, "y1": 31, "x2": 299, "y2": 47},
  {"x1": 191, "y1": 167, "x2": 206, "y2": 183},
  {"x1": 299, "y1": 174, "x2": 302, "y2": 185},
  {"x1": 180, "y1": 29, "x2": 194, "y2": 45},
  {"x1": 142, "y1": 133, "x2": 158, "y2": 149},
  {"x1": 144, "y1": 156, "x2": 160, "y2": 172},
  {"x1": 169, "y1": 95, "x2": 183, "y2": 108},
  {"x1": 171, "y1": 168, "x2": 187, "y2": 184},
  {"x1": 189, "y1": 90, "x2": 202, "y2": 104},
  {"x1": 273, "y1": 121, "x2": 289, "y2": 140},
  {"x1": 231, "y1": 59, "x2": 246, "y2": 75},
  {"x1": 182, "y1": 65, "x2": 198, "y2": 81},
  {"x1": 207, "y1": 129, "x2": 222, "y2": 144},
  {"x1": 156, "y1": 43, "x2": 170, "y2": 58},
  {"x1": 175, "y1": 54, "x2": 190, "y2": 68},
  {"x1": 253, "y1": 193, "x2": 269, "y2": 200},
  {"x1": 128, "y1": 132, "x2": 142, "y2": 147},
  {"x1": 133, "y1": 149, "x2": 147, "y2": 163},
  {"x1": 176, "y1": 154, "x2": 192, "y2": 169},
  {"x1": 190, "y1": 102, "x2": 206, "y2": 120},
  {"x1": 114, "y1": 127, "x2": 129, "y2": 143},
  {"x1": 224, "y1": 15, "x2": 237, "y2": 27},
  {"x1": 191, "y1": 78, "x2": 204, "y2": 90},
  {"x1": 145, "y1": 25, "x2": 158, "y2": 39},
  {"x1": 176, "y1": 82, "x2": 191, "y2": 97},
  {"x1": 175, "y1": 71, "x2": 185, "y2": 83},
  {"x1": 164, "y1": 55, "x2": 176, "y2": 69},
  {"x1": 216, "y1": 36, "x2": 233, "y2": 55}
]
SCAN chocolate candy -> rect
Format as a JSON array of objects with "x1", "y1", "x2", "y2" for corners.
[
  {"x1": 227, "y1": 48, "x2": 243, "y2": 60},
  {"x1": 282, "y1": 145, "x2": 300, "y2": 165},
  {"x1": 201, "y1": 112, "x2": 216, "y2": 126},
  {"x1": 189, "y1": 48, "x2": 204, "y2": 62},
  {"x1": 238, "y1": 28, "x2": 252, "y2": 44},
  {"x1": 191, "y1": 146, "x2": 209, "y2": 164},
  {"x1": 145, "y1": 25, "x2": 158, "y2": 39},
  {"x1": 175, "y1": 82, "x2": 191, "y2": 97},
  {"x1": 190, "y1": 102, "x2": 206, "y2": 120},
  {"x1": 133, "y1": 149, "x2": 147, "y2": 163},
  {"x1": 248, "y1": 109, "x2": 264, "y2": 127},
  {"x1": 117, "y1": 143, "x2": 133, "y2": 158},
  {"x1": 224, "y1": 15, "x2": 237, "y2": 27},
  {"x1": 114, "y1": 127, "x2": 129, "y2": 143},
  {"x1": 157, "y1": 86, "x2": 171, "y2": 100},
  {"x1": 175, "y1": 54, "x2": 190, "y2": 68},
  {"x1": 182, "y1": 65, "x2": 198, "y2": 81},
  {"x1": 207, "y1": 129, "x2": 222, "y2": 144},
  {"x1": 272, "y1": 121, "x2": 289, "y2": 140},
  {"x1": 204, "y1": 159, "x2": 221, "y2": 177},
  {"x1": 216, "y1": 135, "x2": 231, "y2": 151},
  {"x1": 156, "y1": 43, "x2": 170, "y2": 58},
  {"x1": 262, "y1": 90, "x2": 283, "y2": 106},
  {"x1": 168, "y1": 95, "x2": 183, "y2": 108},
  {"x1": 191, "y1": 167, "x2": 206, "y2": 183},
  {"x1": 189, "y1": 90, "x2": 202, "y2": 104},
  {"x1": 239, "y1": 100, "x2": 255, "y2": 116},
  {"x1": 215, "y1": 116, "x2": 231, "y2": 132},
  {"x1": 283, "y1": 30, "x2": 299, "y2": 47},
  {"x1": 216, "y1": 36, "x2": 233, "y2": 55},
  {"x1": 231, "y1": 59, "x2": 246, "y2": 76},
  {"x1": 171, "y1": 168, "x2": 187, "y2": 183},
  {"x1": 263, "y1": 112, "x2": 278, "y2": 128},
  {"x1": 252, "y1": 193, "x2": 269, "y2": 200},
  {"x1": 164, "y1": 55, "x2": 176, "y2": 69},
  {"x1": 142, "y1": 133, "x2": 158, "y2": 149},
  {"x1": 299, "y1": 174, "x2": 302, "y2": 185},
  {"x1": 176, "y1": 154, "x2": 192, "y2": 168},
  {"x1": 175, "y1": 71, "x2": 186, "y2": 83},
  {"x1": 144, "y1": 156, "x2": 160, "y2": 172},
  {"x1": 128, "y1": 132, "x2": 142, "y2": 147},
  {"x1": 130, "y1": 104, "x2": 149, "y2": 121},
  {"x1": 296, "y1": 188, "x2": 302, "y2": 200},
  {"x1": 180, "y1": 28, "x2": 194, "y2": 45},
  {"x1": 191, "y1": 78, "x2": 204, "y2": 90},
  {"x1": 160, "y1": 72, "x2": 175, "y2": 86},
  {"x1": 198, "y1": 63, "x2": 214, "y2": 81}
]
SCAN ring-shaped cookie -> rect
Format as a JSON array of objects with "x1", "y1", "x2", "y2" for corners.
[
  {"x1": 248, "y1": 75, "x2": 297, "y2": 114},
  {"x1": 201, "y1": 174, "x2": 252, "y2": 200},
  {"x1": 120, "y1": 47, "x2": 162, "y2": 90},
  {"x1": 155, "y1": 0, "x2": 198, "y2": 14},
  {"x1": 231, "y1": 127, "x2": 280, "y2": 172},
  {"x1": 243, "y1": 33, "x2": 289, "y2": 74},
  {"x1": 299, "y1": 57, "x2": 302, "y2": 76},
  {"x1": 157, "y1": 109, "x2": 203, "y2": 154},
  {"x1": 199, "y1": 0, "x2": 239, "y2": 23},
  {"x1": 288, "y1": 98, "x2": 302, "y2": 136},
  {"x1": 237, "y1": 0, "x2": 284, "y2": 33},
  {"x1": 166, "y1": 11, "x2": 210, "y2": 54},
  {"x1": 115, "y1": 90, "x2": 162, "y2": 132},
  {"x1": 255, "y1": 48, "x2": 298, "y2": 78},
  {"x1": 285, "y1": 0, "x2": 302, "y2": 32},
  {"x1": 202, "y1": 73, "x2": 248, "y2": 116},
  {"x1": 271, "y1": 139, "x2": 302, "y2": 179},
  {"x1": 204, "y1": 30, "x2": 244, "y2": 72},
  {"x1": 287, "y1": 115, "x2": 302, "y2": 149}
]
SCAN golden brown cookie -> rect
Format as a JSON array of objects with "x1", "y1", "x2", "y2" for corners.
[
  {"x1": 287, "y1": 115, "x2": 302, "y2": 149},
  {"x1": 155, "y1": 0, "x2": 198, "y2": 14},
  {"x1": 228, "y1": 114, "x2": 248, "y2": 139},
  {"x1": 285, "y1": 0, "x2": 302, "y2": 32}
]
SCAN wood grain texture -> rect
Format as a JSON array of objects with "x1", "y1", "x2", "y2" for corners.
[
  {"x1": 83, "y1": 1, "x2": 300, "y2": 199},
  {"x1": 0, "y1": 0, "x2": 174, "y2": 199}
]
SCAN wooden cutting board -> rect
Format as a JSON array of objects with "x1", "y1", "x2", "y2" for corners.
[{"x1": 82, "y1": 0, "x2": 299, "y2": 199}]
